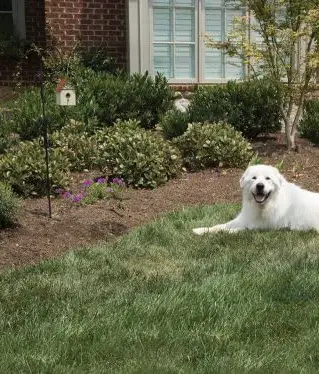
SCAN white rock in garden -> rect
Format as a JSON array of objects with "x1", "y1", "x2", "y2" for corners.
[{"x1": 174, "y1": 98, "x2": 190, "y2": 113}]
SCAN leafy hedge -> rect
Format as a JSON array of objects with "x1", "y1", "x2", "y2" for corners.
[
  {"x1": 51, "y1": 120, "x2": 99, "y2": 171},
  {"x1": 299, "y1": 100, "x2": 319, "y2": 145},
  {"x1": 94, "y1": 120, "x2": 182, "y2": 188},
  {"x1": 0, "y1": 140, "x2": 70, "y2": 196},
  {"x1": 0, "y1": 182, "x2": 20, "y2": 228},
  {"x1": 174, "y1": 122, "x2": 253, "y2": 170},
  {"x1": 4, "y1": 88, "x2": 73, "y2": 141},
  {"x1": 160, "y1": 109, "x2": 191, "y2": 140},
  {"x1": 74, "y1": 71, "x2": 174, "y2": 130},
  {"x1": 190, "y1": 79, "x2": 282, "y2": 139}
]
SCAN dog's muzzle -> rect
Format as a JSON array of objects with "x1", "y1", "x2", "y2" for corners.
[{"x1": 252, "y1": 191, "x2": 271, "y2": 204}]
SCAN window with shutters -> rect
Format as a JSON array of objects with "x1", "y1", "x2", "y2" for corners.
[
  {"x1": 128, "y1": 0, "x2": 246, "y2": 83},
  {"x1": 152, "y1": 0, "x2": 196, "y2": 79},
  {"x1": 203, "y1": 0, "x2": 245, "y2": 80}
]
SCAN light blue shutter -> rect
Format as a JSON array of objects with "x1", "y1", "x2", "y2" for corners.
[
  {"x1": 154, "y1": 44, "x2": 174, "y2": 77},
  {"x1": 175, "y1": 7, "x2": 195, "y2": 78},
  {"x1": 153, "y1": 5, "x2": 174, "y2": 77},
  {"x1": 205, "y1": 9, "x2": 222, "y2": 78},
  {"x1": 153, "y1": 0, "x2": 172, "y2": 5},
  {"x1": 225, "y1": 9, "x2": 244, "y2": 78},
  {"x1": 205, "y1": 0, "x2": 222, "y2": 6},
  {"x1": 153, "y1": 8, "x2": 172, "y2": 42},
  {"x1": 153, "y1": 1, "x2": 195, "y2": 79},
  {"x1": 204, "y1": 0, "x2": 244, "y2": 79}
]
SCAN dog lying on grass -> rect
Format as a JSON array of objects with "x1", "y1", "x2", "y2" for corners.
[{"x1": 193, "y1": 164, "x2": 319, "y2": 234}]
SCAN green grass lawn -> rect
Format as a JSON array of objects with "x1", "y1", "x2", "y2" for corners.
[{"x1": 1, "y1": 204, "x2": 319, "y2": 373}]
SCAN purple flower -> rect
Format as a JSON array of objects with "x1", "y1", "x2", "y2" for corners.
[
  {"x1": 72, "y1": 193, "x2": 84, "y2": 203},
  {"x1": 112, "y1": 177, "x2": 125, "y2": 186},
  {"x1": 55, "y1": 188, "x2": 65, "y2": 195},
  {"x1": 63, "y1": 191, "x2": 72, "y2": 199},
  {"x1": 96, "y1": 177, "x2": 106, "y2": 184},
  {"x1": 83, "y1": 179, "x2": 94, "y2": 187}
]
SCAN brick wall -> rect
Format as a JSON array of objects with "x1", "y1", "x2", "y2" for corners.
[
  {"x1": 44, "y1": 0, "x2": 127, "y2": 70},
  {"x1": 0, "y1": 0, "x2": 45, "y2": 85},
  {"x1": 0, "y1": 0, "x2": 127, "y2": 85}
]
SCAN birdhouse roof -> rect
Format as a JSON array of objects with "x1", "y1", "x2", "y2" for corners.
[{"x1": 56, "y1": 77, "x2": 72, "y2": 92}]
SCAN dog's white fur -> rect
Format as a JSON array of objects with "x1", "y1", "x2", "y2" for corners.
[{"x1": 193, "y1": 164, "x2": 319, "y2": 235}]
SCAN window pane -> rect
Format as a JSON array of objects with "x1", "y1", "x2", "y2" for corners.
[
  {"x1": 225, "y1": 55, "x2": 244, "y2": 78},
  {"x1": 205, "y1": 0, "x2": 222, "y2": 7},
  {"x1": 0, "y1": 13, "x2": 13, "y2": 35},
  {"x1": 175, "y1": 8, "x2": 194, "y2": 42},
  {"x1": 153, "y1": 8, "x2": 173, "y2": 42},
  {"x1": 0, "y1": 0, "x2": 12, "y2": 12},
  {"x1": 205, "y1": 9, "x2": 222, "y2": 40},
  {"x1": 153, "y1": 0, "x2": 173, "y2": 5},
  {"x1": 205, "y1": 49, "x2": 222, "y2": 78},
  {"x1": 175, "y1": 0, "x2": 194, "y2": 6},
  {"x1": 226, "y1": 9, "x2": 242, "y2": 34},
  {"x1": 153, "y1": 44, "x2": 174, "y2": 77},
  {"x1": 175, "y1": 44, "x2": 195, "y2": 78}
]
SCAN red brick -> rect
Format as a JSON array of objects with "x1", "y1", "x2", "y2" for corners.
[{"x1": 0, "y1": 0, "x2": 127, "y2": 85}]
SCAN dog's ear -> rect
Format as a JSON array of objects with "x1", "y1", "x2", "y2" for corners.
[
  {"x1": 277, "y1": 172, "x2": 286, "y2": 186},
  {"x1": 274, "y1": 168, "x2": 286, "y2": 187},
  {"x1": 240, "y1": 169, "x2": 248, "y2": 188}
]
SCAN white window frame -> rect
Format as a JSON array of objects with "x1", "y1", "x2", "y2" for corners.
[
  {"x1": 127, "y1": 0, "x2": 247, "y2": 83},
  {"x1": 0, "y1": 0, "x2": 26, "y2": 39},
  {"x1": 150, "y1": 0, "x2": 198, "y2": 84}
]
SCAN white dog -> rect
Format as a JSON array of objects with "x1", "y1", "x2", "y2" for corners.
[{"x1": 193, "y1": 164, "x2": 319, "y2": 234}]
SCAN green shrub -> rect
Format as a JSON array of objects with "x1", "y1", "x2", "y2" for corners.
[
  {"x1": 190, "y1": 79, "x2": 282, "y2": 139},
  {"x1": 4, "y1": 88, "x2": 75, "y2": 141},
  {"x1": 0, "y1": 182, "x2": 20, "y2": 228},
  {"x1": 79, "y1": 48, "x2": 116, "y2": 73},
  {"x1": 75, "y1": 71, "x2": 174, "y2": 130},
  {"x1": 160, "y1": 109, "x2": 191, "y2": 139},
  {"x1": 0, "y1": 140, "x2": 70, "y2": 196},
  {"x1": 174, "y1": 122, "x2": 253, "y2": 171},
  {"x1": 0, "y1": 112, "x2": 20, "y2": 154},
  {"x1": 299, "y1": 100, "x2": 319, "y2": 145},
  {"x1": 44, "y1": 47, "x2": 116, "y2": 84},
  {"x1": 94, "y1": 120, "x2": 182, "y2": 188},
  {"x1": 51, "y1": 120, "x2": 99, "y2": 171}
]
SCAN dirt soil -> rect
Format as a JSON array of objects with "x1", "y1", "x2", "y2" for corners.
[{"x1": 1, "y1": 134, "x2": 319, "y2": 270}]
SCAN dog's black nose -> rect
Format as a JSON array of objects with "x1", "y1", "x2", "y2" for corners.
[{"x1": 256, "y1": 183, "x2": 264, "y2": 192}]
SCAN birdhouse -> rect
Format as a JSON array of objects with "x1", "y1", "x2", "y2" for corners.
[{"x1": 56, "y1": 77, "x2": 76, "y2": 106}]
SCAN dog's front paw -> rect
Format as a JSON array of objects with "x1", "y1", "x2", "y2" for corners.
[{"x1": 192, "y1": 227, "x2": 208, "y2": 235}]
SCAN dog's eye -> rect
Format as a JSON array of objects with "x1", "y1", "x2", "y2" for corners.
[
  {"x1": 265, "y1": 177, "x2": 270, "y2": 180},
  {"x1": 252, "y1": 176, "x2": 257, "y2": 180}
]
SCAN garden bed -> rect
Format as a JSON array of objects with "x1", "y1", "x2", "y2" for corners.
[{"x1": 0, "y1": 133, "x2": 319, "y2": 270}]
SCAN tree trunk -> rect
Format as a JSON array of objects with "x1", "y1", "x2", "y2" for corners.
[
  {"x1": 280, "y1": 105, "x2": 293, "y2": 151},
  {"x1": 281, "y1": 103, "x2": 302, "y2": 151}
]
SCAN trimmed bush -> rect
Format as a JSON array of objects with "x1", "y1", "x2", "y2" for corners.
[
  {"x1": 4, "y1": 88, "x2": 75, "y2": 141},
  {"x1": 299, "y1": 100, "x2": 319, "y2": 145},
  {"x1": 160, "y1": 109, "x2": 191, "y2": 139},
  {"x1": 75, "y1": 71, "x2": 174, "y2": 130},
  {"x1": 174, "y1": 122, "x2": 253, "y2": 170},
  {"x1": 0, "y1": 140, "x2": 70, "y2": 197},
  {"x1": 0, "y1": 112, "x2": 20, "y2": 154},
  {"x1": 52, "y1": 120, "x2": 99, "y2": 171},
  {"x1": 189, "y1": 79, "x2": 282, "y2": 139},
  {"x1": 94, "y1": 120, "x2": 182, "y2": 188},
  {"x1": 0, "y1": 182, "x2": 20, "y2": 228},
  {"x1": 44, "y1": 48, "x2": 116, "y2": 84}
]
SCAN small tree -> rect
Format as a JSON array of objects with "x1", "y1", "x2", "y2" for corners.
[{"x1": 206, "y1": 0, "x2": 319, "y2": 150}]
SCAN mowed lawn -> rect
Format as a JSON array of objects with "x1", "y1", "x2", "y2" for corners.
[{"x1": 1, "y1": 204, "x2": 319, "y2": 373}]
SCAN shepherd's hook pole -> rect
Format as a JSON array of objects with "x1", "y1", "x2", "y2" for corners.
[{"x1": 40, "y1": 60, "x2": 52, "y2": 219}]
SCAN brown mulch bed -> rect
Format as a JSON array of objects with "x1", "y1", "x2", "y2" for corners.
[{"x1": 1, "y1": 134, "x2": 319, "y2": 271}]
